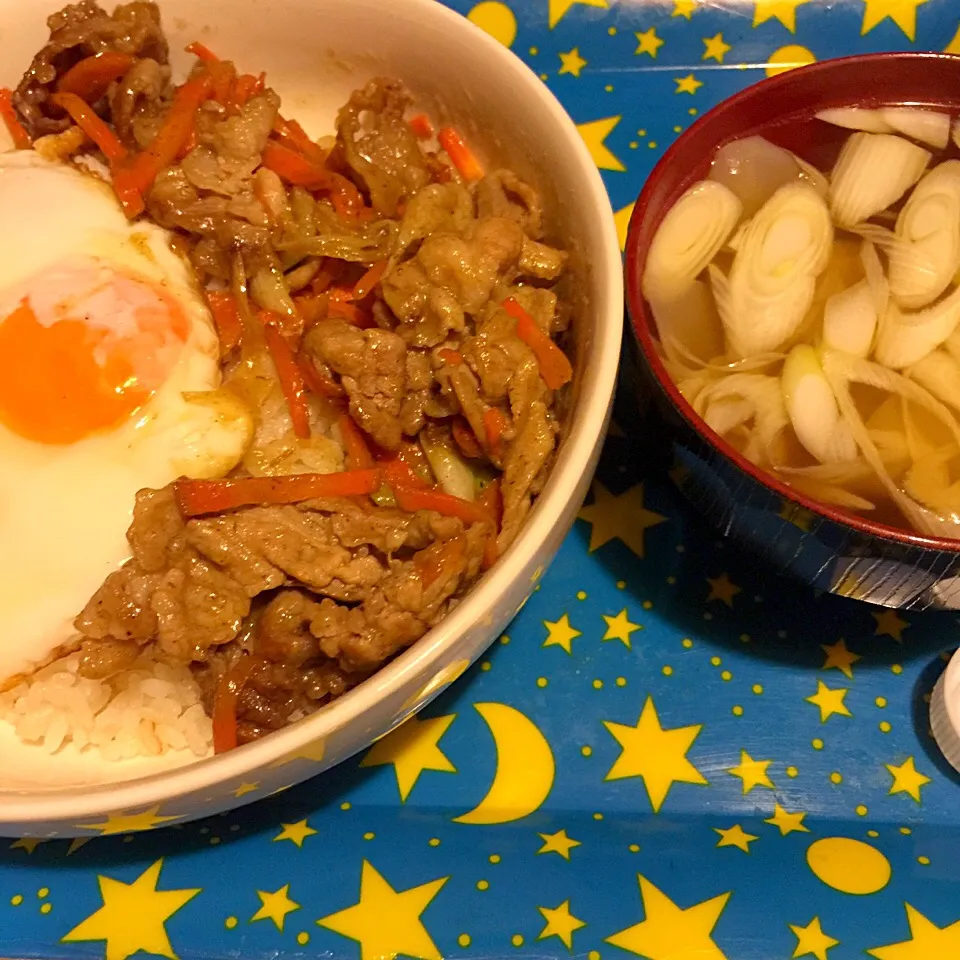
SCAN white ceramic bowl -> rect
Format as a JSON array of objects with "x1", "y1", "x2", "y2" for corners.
[
  {"x1": 931, "y1": 649, "x2": 960, "y2": 775},
  {"x1": 0, "y1": 0, "x2": 622, "y2": 836}
]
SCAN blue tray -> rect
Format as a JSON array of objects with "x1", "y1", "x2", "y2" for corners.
[{"x1": 3, "y1": 2, "x2": 960, "y2": 958}]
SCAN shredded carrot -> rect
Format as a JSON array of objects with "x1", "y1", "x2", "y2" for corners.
[
  {"x1": 231, "y1": 72, "x2": 263, "y2": 107},
  {"x1": 415, "y1": 535, "x2": 466, "y2": 589},
  {"x1": 328, "y1": 299, "x2": 375, "y2": 328},
  {"x1": 0, "y1": 88, "x2": 30, "y2": 149},
  {"x1": 379, "y1": 443, "x2": 432, "y2": 489},
  {"x1": 212, "y1": 654, "x2": 258, "y2": 753},
  {"x1": 262, "y1": 139, "x2": 330, "y2": 189},
  {"x1": 392, "y1": 484, "x2": 495, "y2": 528},
  {"x1": 112, "y1": 71, "x2": 213, "y2": 217},
  {"x1": 298, "y1": 355, "x2": 345, "y2": 398},
  {"x1": 409, "y1": 113, "x2": 434, "y2": 139},
  {"x1": 502, "y1": 297, "x2": 573, "y2": 390},
  {"x1": 482, "y1": 407, "x2": 506, "y2": 459},
  {"x1": 272, "y1": 115, "x2": 326, "y2": 165},
  {"x1": 311, "y1": 259, "x2": 346, "y2": 293},
  {"x1": 338, "y1": 414, "x2": 376, "y2": 471},
  {"x1": 353, "y1": 260, "x2": 387, "y2": 301},
  {"x1": 293, "y1": 293, "x2": 327, "y2": 326},
  {"x1": 207, "y1": 59, "x2": 237, "y2": 105},
  {"x1": 175, "y1": 469, "x2": 381, "y2": 516},
  {"x1": 437, "y1": 127, "x2": 484, "y2": 181},
  {"x1": 260, "y1": 313, "x2": 311, "y2": 439},
  {"x1": 330, "y1": 173, "x2": 368, "y2": 220},
  {"x1": 57, "y1": 52, "x2": 135, "y2": 102},
  {"x1": 49, "y1": 92, "x2": 127, "y2": 163},
  {"x1": 177, "y1": 117, "x2": 199, "y2": 160},
  {"x1": 452, "y1": 416, "x2": 484, "y2": 459},
  {"x1": 478, "y1": 478, "x2": 502, "y2": 569},
  {"x1": 205, "y1": 291, "x2": 243, "y2": 353},
  {"x1": 437, "y1": 348, "x2": 463, "y2": 366},
  {"x1": 185, "y1": 40, "x2": 219, "y2": 62}
]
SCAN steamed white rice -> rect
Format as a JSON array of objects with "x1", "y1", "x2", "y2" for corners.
[{"x1": 0, "y1": 652, "x2": 213, "y2": 761}]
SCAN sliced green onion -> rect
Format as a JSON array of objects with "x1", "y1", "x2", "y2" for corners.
[
  {"x1": 829, "y1": 132, "x2": 930, "y2": 227},
  {"x1": 643, "y1": 180, "x2": 742, "y2": 303},
  {"x1": 822, "y1": 280, "x2": 877, "y2": 357},
  {"x1": 879, "y1": 107, "x2": 950, "y2": 150},
  {"x1": 907, "y1": 350, "x2": 960, "y2": 413},
  {"x1": 874, "y1": 282, "x2": 960, "y2": 369}
]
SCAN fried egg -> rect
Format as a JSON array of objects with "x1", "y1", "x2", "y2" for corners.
[{"x1": 0, "y1": 151, "x2": 252, "y2": 687}]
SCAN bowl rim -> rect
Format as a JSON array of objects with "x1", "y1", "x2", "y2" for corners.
[
  {"x1": 0, "y1": 0, "x2": 623, "y2": 826},
  {"x1": 625, "y1": 50, "x2": 960, "y2": 555}
]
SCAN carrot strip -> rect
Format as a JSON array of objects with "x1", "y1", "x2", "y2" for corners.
[
  {"x1": 207, "y1": 59, "x2": 237, "y2": 105},
  {"x1": 272, "y1": 116, "x2": 326, "y2": 165},
  {"x1": 112, "y1": 72, "x2": 213, "y2": 217},
  {"x1": 205, "y1": 291, "x2": 243, "y2": 353},
  {"x1": 177, "y1": 116, "x2": 199, "y2": 160},
  {"x1": 262, "y1": 139, "x2": 331, "y2": 189},
  {"x1": 185, "y1": 40, "x2": 219, "y2": 62},
  {"x1": 328, "y1": 299, "x2": 375, "y2": 328},
  {"x1": 478, "y1": 478, "x2": 502, "y2": 569},
  {"x1": 409, "y1": 113, "x2": 434, "y2": 139},
  {"x1": 338, "y1": 414, "x2": 376, "y2": 470},
  {"x1": 379, "y1": 442, "x2": 432, "y2": 489},
  {"x1": 49, "y1": 92, "x2": 127, "y2": 163},
  {"x1": 175, "y1": 469, "x2": 381, "y2": 516},
  {"x1": 261, "y1": 314, "x2": 311, "y2": 439},
  {"x1": 393, "y1": 484, "x2": 495, "y2": 527},
  {"x1": 452, "y1": 416, "x2": 484, "y2": 459},
  {"x1": 57, "y1": 52, "x2": 135, "y2": 102},
  {"x1": 502, "y1": 297, "x2": 573, "y2": 390},
  {"x1": 299, "y1": 355, "x2": 345, "y2": 399},
  {"x1": 293, "y1": 293, "x2": 327, "y2": 326},
  {"x1": 212, "y1": 655, "x2": 258, "y2": 753},
  {"x1": 482, "y1": 407, "x2": 506, "y2": 458},
  {"x1": 330, "y1": 173, "x2": 368, "y2": 220},
  {"x1": 437, "y1": 348, "x2": 463, "y2": 366},
  {"x1": 0, "y1": 88, "x2": 31, "y2": 149},
  {"x1": 231, "y1": 73, "x2": 263, "y2": 107},
  {"x1": 415, "y1": 535, "x2": 466, "y2": 589},
  {"x1": 437, "y1": 127, "x2": 484, "y2": 181},
  {"x1": 352, "y1": 260, "x2": 387, "y2": 300}
]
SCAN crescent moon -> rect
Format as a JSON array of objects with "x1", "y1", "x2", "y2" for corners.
[{"x1": 453, "y1": 702, "x2": 555, "y2": 824}]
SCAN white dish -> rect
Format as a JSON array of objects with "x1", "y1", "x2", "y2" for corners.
[{"x1": 0, "y1": 0, "x2": 622, "y2": 836}]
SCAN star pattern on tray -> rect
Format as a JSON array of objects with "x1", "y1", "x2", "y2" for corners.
[
  {"x1": 714, "y1": 824, "x2": 758, "y2": 853},
  {"x1": 867, "y1": 904, "x2": 960, "y2": 959},
  {"x1": 702, "y1": 32, "x2": 731, "y2": 62},
  {"x1": 543, "y1": 613, "x2": 582, "y2": 653},
  {"x1": 753, "y1": 0, "x2": 810, "y2": 32},
  {"x1": 860, "y1": 0, "x2": 929, "y2": 41},
  {"x1": 635, "y1": 27, "x2": 664, "y2": 57},
  {"x1": 604, "y1": 697, "x2": 708, "y2": 812},
  {"x1": 251, "y1": 884, "x2": 300, "y2": 932},
  {"x1": 727, "y1": 751, "x2": 774, "y2": 794},
  {"x1": 360, "y1": 714, "x2": 457, "y2": 801},
  {"x1": 886, "y1": 757, "x2": 932, "y2": 803},
  {"x1": 538, "y1": 829, "x2": 581, "y2": 859},
  {"x1": 706, "y1": 574, "x2": 741, "y2": 607},
  {"x1": 273, "y1": 819, "x2": 317, "y2": 848},
  {"x1": 77, "y1": 807, "x2": 180, "y2": 836},
  {"x1": 765, "y1": 803, "x2": 810, "y2": 836},
  {"x1": 537, "y1": 900, "x2": 586, "y2": 948},
  {"x1": 820, "y1": 639, "x2": 861, "y2": 678},
  {"x1": 806, "y1": 681, "x2": 852, "y2": 722},
  {"x1": 578, "y1": 482, "x2": 667, "y2": 557},
  {"x1": 602, "y1": 608, "x2": 642, "y2": 648},
  {"x1": 576, "y1": 117, "x2": 626, "y2": 172},
  {"x1": 791, "y1": 917, "x2": 839, "y2": 960},
  {"x1": 873, "y1": 609, "x2": 909, "y2": 641}
]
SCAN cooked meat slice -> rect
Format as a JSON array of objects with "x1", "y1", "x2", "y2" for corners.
[
  {"x1": 110, "y1": 56, "x2": 167, "y2": 148},
  {"x1": 127, "y1": 486, "x2": 185, "y2": 572},
  {"x1": 475, "y1": 169, "x2": 544, "y2": 240},
  {"x1": 519, "y1": 237, "x2": 567, "y2": 281},
  {"x1": 498, "y1": 399, "x2": 556, "y2": 551},
  {"x1": 77, "y1": 637, "x2": 141, "y2": 679},
  {"x1": 75, "y1": 566, "x2": 164, "y2": 643},
  {"x1": 462, "y1": 308, "x2": 539, "y2": 403},
  {"x1": 335, "y1": 78, "x2": 430, "y2": 216},
  {"x1": 306, "y1": 320, "x2": 407, "y2": 450},
  {"x1": 257, "y1": 590, "x2": 324, "y2": 666},
  {"x1": 14, "y1": 1, "x2": 169, "y2": 137}
]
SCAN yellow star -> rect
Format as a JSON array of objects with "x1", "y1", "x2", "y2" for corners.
[
  {"x1": 10, "y1": 837, "x2": 44, "y2": 854},
  {"x1": 538, "y1": 900, "x2": 586, "y2": 949},
  {"x1": 67, "y1": 837, "x2": 92, "y2": 856},
  {"x1": 806, "y1": 681, "x2": 852, "y2": 722},
  {"x1": 947, "y1": 24, "x2": 960, "y2": 54},
  {"x1": 779, "y1": 499, "x2": 815, "y2": 531},
  {"x1": 603, "y1": 697, "x2": 708, "y2": 812},
  {"x1": 602, "y1": 609, "x2": 642, "y2": 648},
  {"x1": 753, "y1": 0, "x2": 811, "y2": 32},
  {"x1": 360, "y1": 714, "x2": 456, "y2": 801},
  {"x1": 606, "y1": 874, "x2": 731, "y2": 960},
  {"x1": 579, "y1": 482, "x2": 666, "y2": 556},
  {"x1": 702, "y1": 33, "x2": 731, "y2": 63},
  {"x1": 673, "y1": 0, "x2": 697, "y2": 18},
  {"x1": 821, "y1": 639, "x2": 861, "y2": 679},
  {"x1": 543, "y1": 613, "x2": 581, "y2": 654},
  {"x1": 674, "y1": 74, "x2": 703, "y2": 95},
  {"x1": 232, "y1": 782, "x2": 259, "y2": 798},
  {"x1": 270, "y1": 738, "x2": 326, "y2": 766},
  {"x1": 576, "y1": 117, "x2": 625, "y2": 172},
  {"x1": 317, "y1": 861, "x2": 448, "y2": 960},
  {"x1": 537, "y1": 829, "x2": 581, "y2": 859},
  {"x1": 714, "y1": 824, "x2": 758, "y2": 853},
  {"x1": 765, "y1": 803, "x2": 810, "y2": 836},
  {"x1": 886, "y1": 757, "x2": 932, "y2": 803},
  {"x1": 251, "y1": 884, "x2": 300, "y2": 932},
  {"x1": 558, "y1": 47, "x2": 588, "y2": 77},
  {"x1": 78, "y1": 806, "x2": 180, "y2": 836},
  {"x1": 706, "y1": 573, "x2": 741, "y2": 607},
  {"x1": 62, "y1": 859, "x2": 200, "y2": 960},
  {"x1": 727, "y1": 750, "x2": 774, "y2": 794},
  {"x1": 861, "y1": 0, "x2": 929, "y2": 41},
  {"x1": 635, "y1": 27, "x2": 664, "y2": 58},
  {"x1": 868, "y1": 903, "x2": 960, "y2": 959},
  {"x1": 273, "y1": 819, "x2": 317, "y2": 848},
  {"x1": 614, "y1": 202, "x2": 635, "y2": 251},
  {"x1": 548, "y1": 0, "x2": 608, "y2": 30},
  {"x1": 791, "y1": 917, "x2": 839, "y2": 960},
  {"x1": 873, "y1": 609, "x2": 909, "y2": 642}
]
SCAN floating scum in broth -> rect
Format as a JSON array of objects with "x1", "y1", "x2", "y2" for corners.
[
  {"x1": 0, "y1": 1, "x2": 577, "y2": 764},
  {"x1": 644, "y1": 105, "x2": 960, "y2": 540}
]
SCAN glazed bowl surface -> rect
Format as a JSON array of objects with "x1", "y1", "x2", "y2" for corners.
[
  {"x1": 626, "y1": 53, "x2": 960, "y2": 613},
  {"x1": 0, "y1": 0, "x2": 622, "y2": 836}
]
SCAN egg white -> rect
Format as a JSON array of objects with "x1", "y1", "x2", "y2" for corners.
[{"x1": 0, "y1": 152, "x2": 251, "y2": 686}]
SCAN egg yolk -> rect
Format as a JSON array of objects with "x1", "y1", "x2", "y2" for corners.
[{"x1": 0, "y1": 260, "x2": 189, "y2": 445}]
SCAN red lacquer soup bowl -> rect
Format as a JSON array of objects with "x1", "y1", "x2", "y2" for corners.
[{"x1": 625, "y1": 53, "x2": 960, "y2": 611}]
